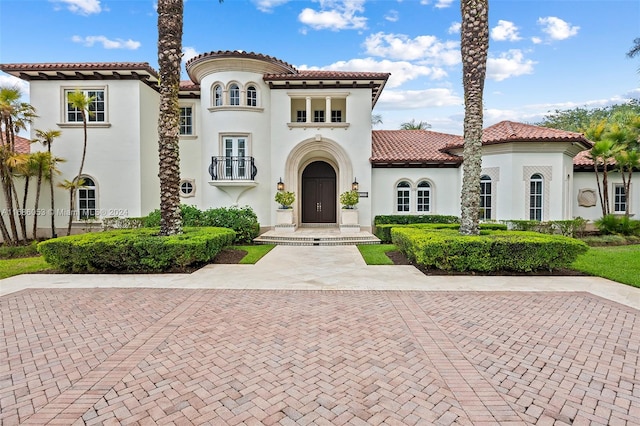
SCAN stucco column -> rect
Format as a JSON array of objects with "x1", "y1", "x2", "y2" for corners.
[
  {"x1": 325, "y1": 96, "x2": 331, "y2": 123},
  {"x1": 305, "y1": 97, "x2": 311, "y2": 123}
]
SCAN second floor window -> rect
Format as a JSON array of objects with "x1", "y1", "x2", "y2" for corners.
[
  {"x1": 179, "y1": 107, "x2": 193, "y2": 135},
  {"x1": 213, "y1": 85, "x2": 223, "y2": 106},
  {"x1": 66, "y1": 89, "x2": 105, "y2": 122},
  {"x1": 314, "y1": 110, "x2": 325, "y2": 123},
  {"x1": 331, "y1": 110, "x2": 342, "y2": 123},
  {"x1": 229, "y1": 84, "x2": 240, "y2": 106},
  {"x1": 296, "y1": 111, "x2": 306, "y2": 122},
  {"x1": 247, "y1": 86, "x2": 257, "y2": 107}
]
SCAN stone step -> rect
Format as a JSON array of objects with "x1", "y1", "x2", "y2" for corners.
[{"x1": 253, "y1": 229, "x2": 380, "y2": 246}]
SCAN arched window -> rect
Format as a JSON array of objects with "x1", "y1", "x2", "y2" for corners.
[
  {"x1": 213, "y1": 84, "x2": 223, "y2": 106},
  {"x1": 396, "y1": 181, "x2": 411, "y2": 212},
  {"x1": 417, "y1": 181, "x2": 431, "y2": 212},
  {"x1": 246, "y1": 85, "x2": 257, "y2": 107},
  {"x1": 229, "y1": 83, "x2": 240, "y2": 106},
  {"x1": 530, "y1": 173, "x2": 543, "y2": 221},
  {"x1": 78, "y1": 177, "x2": 96, "y2": 219},
  {"x1": 480, "y1": 175, "x2": 491, "y2": 220}
]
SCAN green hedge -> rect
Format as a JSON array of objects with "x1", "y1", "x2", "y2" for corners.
[
  {"x1": 37, "y1": 227, "x2": 235, "y2": 273},
  {"x1": 143, "y1": 205, "x2": 260, "y2": 243},
  {"x1": 374, "y1": 215, "x2": 459, "y2": 225},
  {"x1": 375, "y1": 222, "x2": 507, "y2": 243},
  {"x1": 392, "y1": 228, "x2": 588, "y2": 272}
]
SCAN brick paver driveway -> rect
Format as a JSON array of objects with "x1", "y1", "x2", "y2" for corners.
[{"x1": 2, "y1": 288, "x2": 639, "y2": 425}]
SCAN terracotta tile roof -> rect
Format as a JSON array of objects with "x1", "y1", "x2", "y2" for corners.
[
  {"x1": 264, "y1": 70, "x2": 391, "y2": 81},
  {"x1": 573, "y1": 150, "x2": 594, "y2": 167},
  {"x1": 0, "y1": 62, "x2": 159, "y2": 78},
  {"x1": 186, "y1": 50, "x2": 298, "y2": 74},
  {"x1": 442, "y1": 120, "x2": 592, "y2": 150},
  {"x1": 371, "y1": 130, "x2": 462, "y2": 165},
  {"x1": 14, "y1": 136, "x2": 31, "y2": 154},
  {"x1": 180, "y1": 80, "x2": 200, "y2": 92}
]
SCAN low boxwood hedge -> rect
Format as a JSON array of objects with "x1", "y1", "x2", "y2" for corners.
[
  {"x1": 37, "y1": 227, "x2": 235, "y2": 273},
  {"x1": 375, "y1": 222, "x2": 507, "y2": 243},
  {"x1": 392, "y1": 227, "x2": 588, "y2": 272},
  {"x1": 374, "y1": 214, "x2": 459, "y2": 225}
]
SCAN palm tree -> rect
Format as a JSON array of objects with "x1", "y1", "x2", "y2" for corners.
[
  {"x1": 0, "y1": 86, "x2": 37, "y2": 244},
  {"x1": 156, "y1": 0, "x2": 184, "y2": 236},
  {"x1": 65, "y1": 90, "x2": 94, "y2": 235},
  {"x1": 33, "y1": 129, "x2": 62, "y2": 237},
  {"x1": 28, "y1": 151, "x2": 54, "y2": 239},
  {"x1": 371, "y1": 114, "x2": 383, "y2": 126},
  {"x1": 400, "y1": 119, "x2": 431, "y2": 130},
  {"x1": 628, "y1": 37, "x2": 640, "y2": 58},
  {"x1": 615, "y1": 149, "x2": 639, "y2": 217},
  {"x1": 459, "y1": 0, "x2": 489, "y2": 236}
]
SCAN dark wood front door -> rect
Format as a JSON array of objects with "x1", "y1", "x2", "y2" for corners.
[{"x1": 302, "y1": 161, "x2": 336, "y2": 223}]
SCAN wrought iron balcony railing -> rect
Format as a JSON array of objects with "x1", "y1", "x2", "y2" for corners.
[{"x1": 209, "y1": 156, "x2": 257, "y2": 181}]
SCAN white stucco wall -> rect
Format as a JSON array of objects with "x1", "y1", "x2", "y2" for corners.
[
  {"x1": 573, "y1": 171, "x2": 638, "y2": 221},
  {"x1": 371, "y1": 167, "x2": 462, "y2": 221}
]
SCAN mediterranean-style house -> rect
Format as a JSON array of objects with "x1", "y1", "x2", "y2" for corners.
[{"x1": 0, "y1": 51, "x2": 636, "y2": 238}]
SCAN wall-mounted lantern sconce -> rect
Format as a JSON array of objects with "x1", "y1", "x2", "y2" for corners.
[
  {"x1": 277, "y1": 177, "x2": 285, "y2": 191},
  {"x1": 352, "y1": 178, "x2": 359, "y2": 191}
]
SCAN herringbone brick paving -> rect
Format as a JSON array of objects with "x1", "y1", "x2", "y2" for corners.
[{"x1": 1, "y1": 289, "x2": 638, "y2": 425}]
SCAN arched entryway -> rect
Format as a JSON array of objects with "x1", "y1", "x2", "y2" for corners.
[{"x1": 302, "y1": 161, "x2": 336, "y2": 223}]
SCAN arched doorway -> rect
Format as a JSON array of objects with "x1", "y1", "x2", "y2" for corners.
[{"x1": 302, "y1": 161, "x2": 336, "y2": 223}]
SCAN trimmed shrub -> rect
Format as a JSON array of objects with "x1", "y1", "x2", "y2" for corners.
[
  {"x1": 392, "y1": 227, "x2": 588, "y2": 272},
  {"x1": 374, "y1": 215, "x2": 459, "y2": 225},
  {"x1": 375, "y1": 222, "x2": 507, "y2": 243},
  {"x1": 504, "y1": 218, "x2": 588, "y2": 237},
  {"x1": 143, "y1": 205, "x2": 260, "y2": 243},
  {"x1": 37, "y1": 227, "x2": 235, "y2": 273},
  {"x1": 102, "y1": 216, "x2": 145, "y2": 230}
]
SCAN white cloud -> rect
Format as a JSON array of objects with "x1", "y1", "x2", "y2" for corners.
[
  {"x1": 51, "y1": 0, "x2": 102, "y2": 15},
  {"x1": 384, "y1": 10, "x2": 399, "y2": 22},
  {"x1": 419, "y1": 0, "x2": 454, "y2": 8},
  {"x1": 252, "y1": 0, "x2": 290, "y2": 13},
  {"x1": 537, "y1": 16, "x2": 579, "y2": 41},
  {"x1": 72, "y1": 35, "x2": 141, "y2": 50},
  {"x1": 182, "y1": 47, "x2": 199, "y2": 63},
  {"x1": 298, "y1": 57, "x2": 446, "y2": 88},
  {"x1": 364, "y1": 32, "x2": 460, "y2": 66},
  {"x1": 491, "y1": 20, "x2": 521, "y2": 42},
  {"x1": 298, "y1": 0, "x2": 367, "y2": 31},
  {"x1": 448, "y1": 22, "x2": 461, "y2": 34},
  {"x1": 486, "y1": 49, "x2": 535, "y2": 81},
  {"x1": 531, "y1": 36, "x2": 542, "y2": 44},
  {"x1": 377, "y1": 88, "x2": 462, "y2": 110}
]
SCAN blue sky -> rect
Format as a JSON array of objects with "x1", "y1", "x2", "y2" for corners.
[{"x1": 1, "y1": 0, "x2": 639, "y2": 134}]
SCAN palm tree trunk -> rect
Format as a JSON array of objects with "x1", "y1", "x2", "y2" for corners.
[
  {"x1": 157, "y1": 0, "x2": 184, "y2": 236},
  {"x1": 459, "y1": 0, "x2": 489, "y2": 236},
  {"x1": 48, "y1": 146, "x2": 56, "y2": 238},
  {"x1": 602, "y1": 166, "x2": 610, "y2": 216},
  {"x1": 593, "y1": 166, "x2": 606, "y2": 217},
  {"x1": 66, "y1": 188, "x2": 74, "y2": 236},
  {"x1": 33, "y1": 166, "x2": 43, "y2": 240}
]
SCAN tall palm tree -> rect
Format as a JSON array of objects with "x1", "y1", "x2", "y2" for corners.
[
  {"x1": 459, "y1": 0, "x2": 489, "y2": 236},
  {"x1": 0, "y1": 86, "x2": 37, "y2": 244},
  {"x1": 157, "y1": 0, "x2": 184, "y2": 236},
  {"x1": 33, "y1": 129, "x2": 62, "y2": 237},
  {"x1": 399, "y1": 119, "x2": 431, "y2": 130},
  {"x1": 65, "y1": 90, "x2": 93, "y2": 235}
]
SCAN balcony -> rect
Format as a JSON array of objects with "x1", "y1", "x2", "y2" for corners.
[
  {"x1": 209, "y1": 156, "x2": 257, "y2": 181},
  {"x1": 208, "y1": 156, "x2": 258, "y2": 205}
]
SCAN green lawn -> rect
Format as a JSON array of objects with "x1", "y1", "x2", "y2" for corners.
[
  {"x1": 357, "y1": 244, "x2": 396, "y2": 265},
  {"x1": 0, "y1": 257, "x2": 52, "y2": 280},
  {"x1": 571, "y1": 245, "x2": 640, "y2": 288},
  {"x1": 233, "y1": 244, "x2": 275, "y2": 264}
]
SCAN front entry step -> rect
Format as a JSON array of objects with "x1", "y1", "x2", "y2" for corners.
[{"x1": 253, "y1": 227, "x2": 380, "y2": 246}]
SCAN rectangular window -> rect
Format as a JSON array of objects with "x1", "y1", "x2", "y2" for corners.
[
  {"x1": 331, "y1": 110, "x2": 342, "y2": 123},
  {"x1": 66, "y1": 89, "x2": 105, "y2": 122},
  {"x1": 614, "y1": 184, "x2": 627, "y2": 213},
  {"x1": 313, "y1": 110, "x2": 325, "y2": 123},
  {"x1": 480, "y1": 179, "x2": 492, "y2": 220},
  {"x1": 397, "y1": 190, "x2": 410, "y2": 212},
  {"x1": 296, "y1": 110, "x2": 306, "y2": 122},
  {"x1": 179, "y1": 107, "x2": 193, "y2": 135},
  {"x1": 224, "y1": 137, "x2": 248, "y2": 179},
  {"x1": 530, "y1": 180, "x2": 543, "y2": 221}
]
